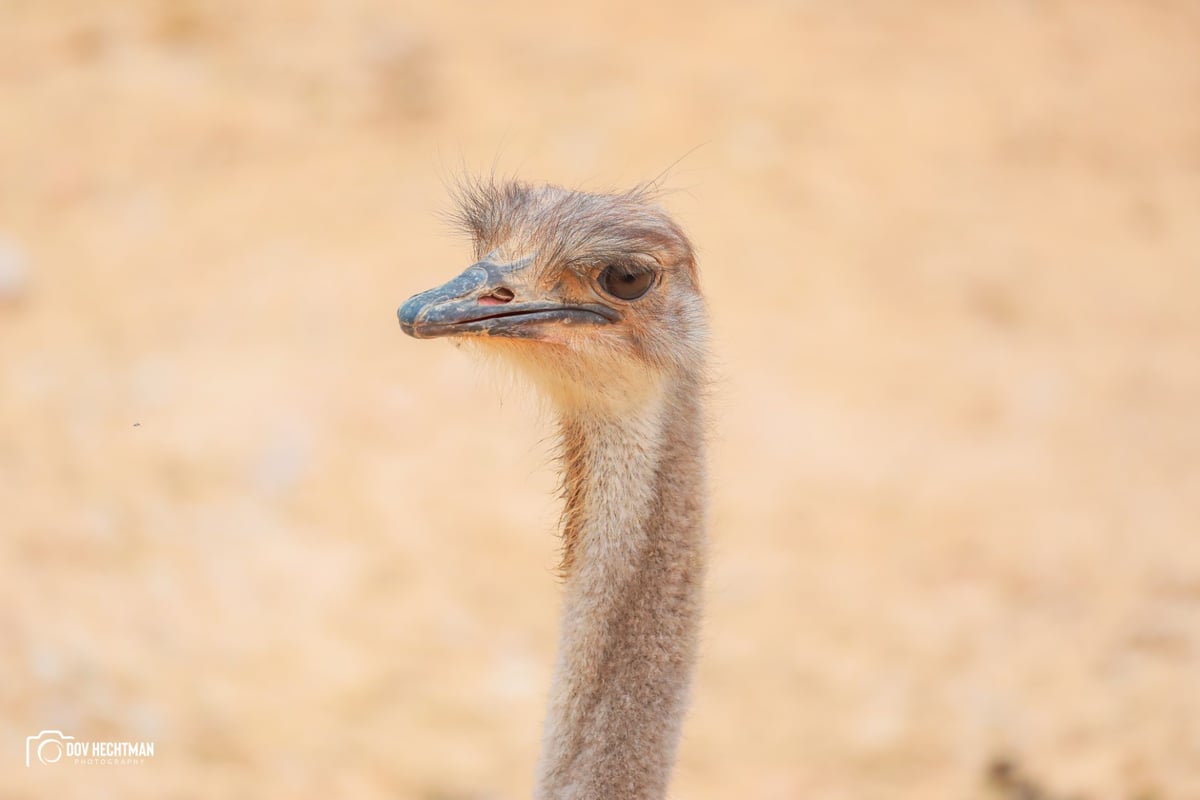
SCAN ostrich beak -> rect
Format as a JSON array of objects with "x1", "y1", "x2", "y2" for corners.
[{"x1": 398, "y1": 261, "x2": 618, "y2": 339}]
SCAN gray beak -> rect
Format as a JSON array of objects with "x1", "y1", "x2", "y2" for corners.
[{"x1": 397, "y1": 261, "x2": 617, "y2": 339}]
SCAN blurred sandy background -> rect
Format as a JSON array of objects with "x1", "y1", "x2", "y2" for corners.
[{"x1": 2, "y1": 1, "x2": 1198, "y2": 798}]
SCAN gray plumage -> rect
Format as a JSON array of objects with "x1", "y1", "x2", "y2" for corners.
[{"x1": 400, "y1": 179, "x2": 709, "y2": 799}]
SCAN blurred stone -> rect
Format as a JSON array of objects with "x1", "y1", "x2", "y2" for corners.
[
  {"x1": 488, "y1": 647, "x2": 539, "y2": 702},
  {"x1": 66, "y1": 22, "x2": 110, "y2": 63},
  {"x1": 254, "y1": 427, "x2": 313, "y2": 495},
  {"x1": 365, "y1": 28, "x2": 439, "y2": 122},
  {"x1": 29, "y1": 646, "x2": 64, "y2": 684},
  {"x1": 0, "y1": 236, "x2": 29, "y2": 306},
  {"x1": 153, "y1": 0, "x2": 218, "y2": 45}
]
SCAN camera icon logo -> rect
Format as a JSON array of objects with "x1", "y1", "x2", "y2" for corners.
[{"x1": 25, "y1": 730, "x2": 74, "y2": 767}]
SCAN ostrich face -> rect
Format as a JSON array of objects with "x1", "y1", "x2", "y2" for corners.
[{"x1": 398, "y1": 182, "x2": 705, "y2": 407}]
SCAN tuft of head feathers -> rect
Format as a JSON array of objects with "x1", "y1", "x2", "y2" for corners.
[{"x1": 447, "y1": 177, "x2": 698, "y2": 286}]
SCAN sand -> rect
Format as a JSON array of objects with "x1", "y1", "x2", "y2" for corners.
[{"x1": 2, "y1": 1, "x2": 1198, "y2": 797}]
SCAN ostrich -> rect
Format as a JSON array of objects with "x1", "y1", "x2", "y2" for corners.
[{"x1": 397, "y1": 179, "x2": 708, "y2": 800}]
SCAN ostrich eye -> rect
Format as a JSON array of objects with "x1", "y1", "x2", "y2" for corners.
[{"x1": 598, "y1": 265, "x2": 654, "y2": 301}]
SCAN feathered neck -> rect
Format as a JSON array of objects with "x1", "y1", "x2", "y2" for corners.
[{"x1": 534, "y1": 368, "x2": 707, "y2": 800}]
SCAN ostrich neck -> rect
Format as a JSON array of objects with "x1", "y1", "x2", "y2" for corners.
[{"x1": 534, "y1": 374, "x2": 707, "y2": 800}]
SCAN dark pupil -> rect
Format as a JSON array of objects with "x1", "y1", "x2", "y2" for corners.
[{"x1": 601, "y1": 266, "x2": 653, "y2": 300}]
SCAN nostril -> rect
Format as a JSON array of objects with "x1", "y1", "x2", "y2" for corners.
[{"x1": 478, "y1": 287, "x2": 515, "y2": 306}]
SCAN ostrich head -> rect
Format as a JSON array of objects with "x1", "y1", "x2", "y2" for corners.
[{"x1": 398, "y1": 180, "x2": 705, "y2": 410}]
